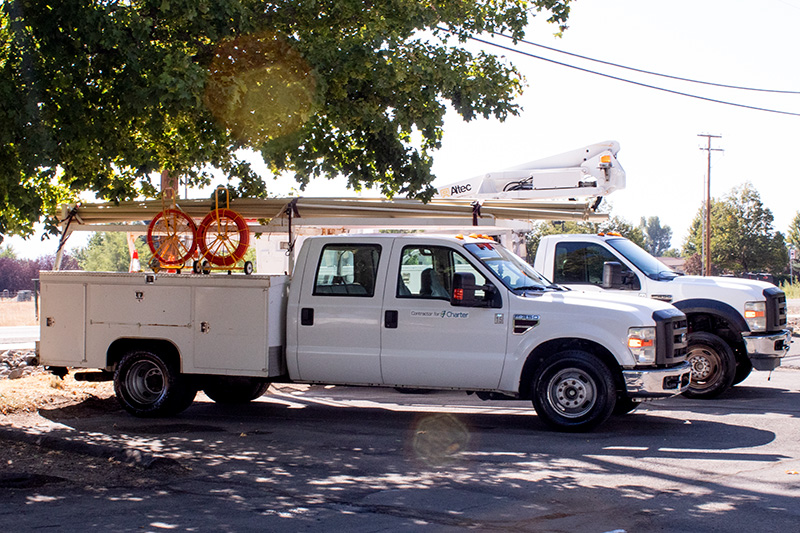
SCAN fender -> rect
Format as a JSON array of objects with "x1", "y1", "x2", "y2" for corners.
[{"x1": 672, "y1": 298, "x2": 748, "y2": 333}]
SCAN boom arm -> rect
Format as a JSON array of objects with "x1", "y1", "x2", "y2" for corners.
[{"x1": 434, "y1": 140, "x2": 626, "y2": 200}]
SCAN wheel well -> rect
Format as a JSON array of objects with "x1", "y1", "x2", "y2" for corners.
[
  {"x1": 518, "y1": 338, "x2": 623, "y2": 399},
  {"x1": 106, "y1": 338, "x2": 182, "y2": 372},
  {"x1": 685, "y1": 312, "x2": 747, "y2": 363}
]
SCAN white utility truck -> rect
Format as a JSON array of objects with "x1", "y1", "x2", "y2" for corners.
[
  {"x1": 533, "y1": 233, "x2": 791, "y2": 398},
  {"x1": 38, "y1": 233, "x2": 692, "y2": 432}
]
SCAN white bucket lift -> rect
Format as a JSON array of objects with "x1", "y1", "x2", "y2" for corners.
[{"x1": 434, "y1": 140, "x2": 625, "y2": 200}]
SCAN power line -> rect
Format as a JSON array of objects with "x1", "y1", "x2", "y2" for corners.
[
  {"x1": 464, "y1": 34, "x2": 800, "y2": 117},
  {"x1": 493, "y1": 33, "x2": 800, "y2": 95}
]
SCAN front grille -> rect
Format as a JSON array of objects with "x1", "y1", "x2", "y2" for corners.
[
  {"x1": 764, "y1": 287, "x2": 787, "y2": 330},
  {"x1": 652, "y1": 308, "x2": 688, "y2": 365}
]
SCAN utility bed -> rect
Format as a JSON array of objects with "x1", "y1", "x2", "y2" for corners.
[{"x1": 38, "y1": 271, "x2": 289, "y2": 378}]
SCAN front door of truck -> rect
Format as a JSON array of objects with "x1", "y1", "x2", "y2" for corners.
[
  {"x1": 294, "y1": 240, "x2": 385, "y2": 384},
  {"x1": 553, "y1": 241, "x2": 642, "y2": 292},
  {"x1": 380, "y1": 243, "x2": 508, "y2": 389}
]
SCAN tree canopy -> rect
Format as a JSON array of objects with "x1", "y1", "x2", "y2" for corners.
[
  {"x1": 682, "y1": 183, "x2": 787, "y2": 275},
  {"x1": 0, "y1": 0, "x2": 573, "y2": 243},
  {"x1": 525, "y1": 205, "x2": 646, "y2": 259},
  {"x1": 639, "y1": 216, "x2": 672, "y2": 257}
]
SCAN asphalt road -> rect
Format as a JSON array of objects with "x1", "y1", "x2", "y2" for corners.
[{"x1": 2, "y1": 367, "x2": 799, "y2": 533}]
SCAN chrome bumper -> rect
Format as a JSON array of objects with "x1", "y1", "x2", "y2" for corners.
[
  {"x1": 743, "y1": 329, "x2": 791, "y2": 371},
  {"x1": 623, "y1": 361, "x2": 692, "y2": 399}
]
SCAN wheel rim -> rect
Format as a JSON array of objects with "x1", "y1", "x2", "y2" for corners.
[
  {"x1": 687, "y1": 344, "x2": 720, "y2": 390},
  {"x1": 125, "y1": 359, "x2": 167, "y2": 405},
  {"x1": 546, "y1": 368, "x2": 597, "y2": 418}
]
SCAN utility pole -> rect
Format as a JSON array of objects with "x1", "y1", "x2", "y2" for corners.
[{"x1": 698, "y1": 134, "x2": 723, "y2": 276}]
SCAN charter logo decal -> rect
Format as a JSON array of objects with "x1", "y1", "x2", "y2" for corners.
[{"x1": 411, "y1": 310, "x2": 470, "y2": 319}]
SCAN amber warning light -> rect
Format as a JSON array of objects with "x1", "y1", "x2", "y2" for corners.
[{"x1": 628, "y1": 338, "x2": 654, "y2": 349}]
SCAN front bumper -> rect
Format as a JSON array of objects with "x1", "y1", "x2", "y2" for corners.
[
  {"x1": 743, "y1": 329, "x2": 792, "y2": 371},
  {"x1": 623, "y1": 361, "x2": 692, "y2": 399}
]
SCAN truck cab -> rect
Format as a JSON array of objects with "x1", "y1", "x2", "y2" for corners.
[{"x1": 533, "y1": 233, "x2": 791, "y2": 398}]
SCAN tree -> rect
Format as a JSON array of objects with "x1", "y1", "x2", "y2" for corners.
[
  {"x1": 526, "y1": 204, "x2": 645, "y2": 259},
  {"x1": 789, "y1": 211, "x2": 800, "y2": 250},
  {"x1": 682, "y1": 183, "x2": 787, "y2": 274},
  {"x1": 639, "y1": 216, "x2": 672, "y2": 257},
  {"x1": 0, "y1": 253, "x2": 78, "y2": 292},
  {"x1": 0, "y1": 245, "x2": 16, "y2": 259},
  {"x1": 74, "y1": 232, "x2": 151, "y2": 272},
  {"x1": 1, "y1": 0, "x2": 573, "y2": 242}
]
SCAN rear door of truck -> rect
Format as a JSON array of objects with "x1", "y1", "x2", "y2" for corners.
[{"x1": 293, "y1": 238, "x2": 387, "y2": 384}]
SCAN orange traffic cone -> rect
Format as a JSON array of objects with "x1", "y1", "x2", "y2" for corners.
[{"x1": 130, "y1": 250, "x2": 141, "y2": 272}]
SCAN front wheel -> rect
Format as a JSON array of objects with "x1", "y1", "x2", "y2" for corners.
[
  {"x1": 731, "y1": 356, "x2": 753, "y2": 386},
  {"x1": 683, "y1": 332, "x2": 736, "y2": 399},
  {"x1": 612, "y1": 396, "x2": 640, "y2": 416},
  {"x1": 114, "y1": 350, "x2": 197, "y2": 417},
  {"x1": 531, "y1": 350, "x2": 616, "y2": 432}
]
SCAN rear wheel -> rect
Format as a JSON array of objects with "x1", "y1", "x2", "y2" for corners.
[
  {"x1": 203, "y1": 376, "x2": 270, "y2": 404},
  {"x1": 683, "y1": 332, "x2": 736, "y2": 399},
  {"x1": 531, "y1": 350, "x2": 616, "y2": 432},
  {"x1": 114, "y1": 350, "x2": 197, "y2": 417}
]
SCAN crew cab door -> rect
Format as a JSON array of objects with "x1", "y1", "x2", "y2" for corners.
[
  {"x1": 293, "y1": 240, "x2": 385, "y2": 384},
  {"x1": 380, "y1": 243, "x2": 508, "y2": 389}
]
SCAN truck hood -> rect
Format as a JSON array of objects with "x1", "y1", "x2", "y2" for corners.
[
  {"x1": 665, "y1": 275, "x2": 774, "y2": 301},
  {"x1": 518, "y1": 288, "x2": 678, "y2": 325}
]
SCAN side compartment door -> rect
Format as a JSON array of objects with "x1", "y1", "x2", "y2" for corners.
[
  {"x1": 294, "y1": 241, "x2": 385, "y2": 384},
  {"x1": 380, "y1": 244, "x2": 508, "y2": 389}
]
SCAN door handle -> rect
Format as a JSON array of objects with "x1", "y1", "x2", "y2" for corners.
[
  {"x1": 385, "y1": 310, "x2": 398, "y2": 329},
  {"x1": 301, "y1": 308, "x2": 314, "y2": 326}
]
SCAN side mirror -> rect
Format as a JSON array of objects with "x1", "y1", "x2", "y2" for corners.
[
  {"x1": 451, "y1": 272, "x2": 477, "y2": 306},
  {"x1": 602, "y1": 261, "x2": 623, "y2": 289},
  {"x1": 451, "y1": 273, "x2": 501, "y2": 308}
]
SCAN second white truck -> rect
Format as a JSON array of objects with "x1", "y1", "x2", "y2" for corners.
[
  {"x1": 533, "y1": 233, "x2": 791, "y2": 398},
  {"x1": 38, "y1": 233, "x2": 692, "y2": 432}
]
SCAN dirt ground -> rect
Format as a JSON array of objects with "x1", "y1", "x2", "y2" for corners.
[{"x1": 0, "y1": 373, "x2": 187, "y2": 490}]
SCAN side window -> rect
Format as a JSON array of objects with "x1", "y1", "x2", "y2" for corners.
[
  {"x1": 398, "y1": 246, "x2": 488, "y2": 300},
  {"x1": 314, "y1": 244, "x2": 381, "y2": 297},
  {"x1": 554, "y1": 242, "x2": 617, "y2": 285}
]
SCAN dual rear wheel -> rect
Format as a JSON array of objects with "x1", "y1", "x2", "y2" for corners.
[{"x1": 114, "y1": 350, "x2": 268, "y2": 417}]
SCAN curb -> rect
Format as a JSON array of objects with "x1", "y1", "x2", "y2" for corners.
[{"x1": 0, "y1": 424, "x2": 177, "y2": 469}]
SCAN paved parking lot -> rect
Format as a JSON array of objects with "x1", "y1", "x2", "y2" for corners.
[{"x1": 2, "y1": 365, "x2": 799, "y2": 532}]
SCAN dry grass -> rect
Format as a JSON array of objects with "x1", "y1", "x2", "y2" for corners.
[
  {"x1": 0, "y1": 300, "x2": 38, "y2": 327},
  {"x1": 0, "y1": 371, "x2": 114, "y2": 415}
]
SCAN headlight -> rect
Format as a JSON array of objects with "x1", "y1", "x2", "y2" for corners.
[
  {"x1": 628, "y1": 327, "x2": 656, "y2": 364},
  {"x1": 744, "y1": 301, "x2": 767, "y2": 332}
]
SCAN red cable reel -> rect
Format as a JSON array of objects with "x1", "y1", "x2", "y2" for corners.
[{"x1": 196, "y1": 208, "x2": 250, "y2": 267}]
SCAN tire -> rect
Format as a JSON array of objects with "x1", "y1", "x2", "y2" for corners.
[
  {"x1": 613, "y1": 396, "x2": 640, "y2": 416},
  {"x1": 683, "y1": 332, "x2": 736, "y2": 399},
  {"x1": 731, "y1": 356, "x2": 753, "y2": 386},
  {"x1": 531, "y1": 350, "x2": 616, "y2": 432},
  {"x1": 203, "y1": 376, "x2": 270, "y2": 404},
  {"x1": 114, "y1": 350, "x2": 197, "y2": 417}
]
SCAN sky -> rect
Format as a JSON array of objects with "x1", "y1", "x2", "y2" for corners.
[{"x1": 5, "y1": 0, "x2": 800, "y2": 259}]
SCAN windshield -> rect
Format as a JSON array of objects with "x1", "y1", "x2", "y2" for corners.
[
  {"x1": 465, "y1": 242, "x2": 553, "y2": 291},
  {"x1": 606, "y1": 238, "x2": 678, "y2": 280}
]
